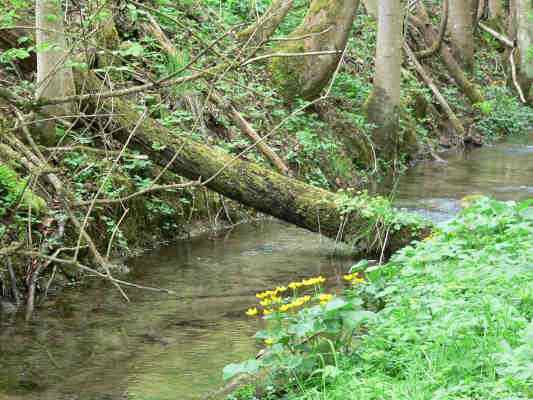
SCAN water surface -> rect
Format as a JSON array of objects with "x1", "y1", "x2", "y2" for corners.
[{"x1": 1, "y1": 133, "x2": 532, "y2": 399}]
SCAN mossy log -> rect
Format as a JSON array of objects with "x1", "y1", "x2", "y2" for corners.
[
  {"x1": 269, "y1": 0, "x2": 360, "y2": 100},
  {"x1": 77, "y1": 72, "x2": 427, "y2": 256}
]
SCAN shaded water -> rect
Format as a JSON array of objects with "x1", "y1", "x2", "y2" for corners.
[{"x1": 1, "y1": 133, "x2": 532, "y2": 400}]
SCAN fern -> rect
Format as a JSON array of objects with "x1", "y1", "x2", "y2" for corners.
[{"x1": 0, "y1": 164, "x2": 47, "y2": 215}]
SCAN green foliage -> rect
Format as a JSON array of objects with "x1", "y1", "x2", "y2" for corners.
[
  {"x1": 257, "y1": 198, "x2": 533, "y2": 399},
  {"x1": 0, "y1": 164, "x2": 46, "y2": 217},
  {"x1": 474, "y1": 86, "x2": 533, "y2": 139},
  {"x1": 224, "y1": 275, "x2": 374, "y2": 386}
]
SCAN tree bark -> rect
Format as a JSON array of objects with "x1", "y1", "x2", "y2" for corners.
[
  {"x1": 448, "y1": 0, "x2": 475, "y2": 70},
  {"x1": 488, "y1": 0, "x2": 503, "y2": 19},
  {"x1": 365, "y1": 0, "x2": 402, "y2": 158},
  {"x1": 35, "y1": 0, "x2": 76, "y2": 143},
  {"x1": 75, "y1": 72, "x2": 426, "y2": 256},
  {"x1": 36, "y1": 0, "x2": 75, "y2": 111},
  {"x1": 516, "y1": 0, "x2": 533, "y2": 102},
  {"x1": 411, "y1": 5, "x2": 484, "y2": 104},
  {"x1": 269, "y1": 0, "x2": 360, "y2": 100}
]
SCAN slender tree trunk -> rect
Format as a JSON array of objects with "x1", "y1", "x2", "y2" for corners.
[
  {"x1": 365, "y1": 0, "x2": 402, "y2": 158},
  {"x1": 488, "y1": 0, "x2": 503, "y2": 19},
  {"x1": 516, "y1": 0, "x2": 533, "y2": 102},
  {"x1": 269, "y1": 0, "x2": 360, "y2": 100},
  {"x1": 36, "y1": 0, "x2": 75, "y2": 110},
  {"x1": 35, "y1": 0, "x2": 75, "y2": 143},
  {"x1": 448, "y1": 0, "x2": 475, "y2": 70}
]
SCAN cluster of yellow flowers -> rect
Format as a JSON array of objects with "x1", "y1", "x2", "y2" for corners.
[
  {"x1": 288, "y1": 276, "x2": 326, "y2": 290},
  {"x1": 318, "y1": 293, "x2": 333, "y2": 305},
  {"x1": 343, "y1": 273, "x2": 365, "y2": 285},
  {"x1": 256, "y1": 286, "x2": 287, "y2": 300},
  {"x1": 245, "y1": 276, "x2": 333, "y2": 317}
]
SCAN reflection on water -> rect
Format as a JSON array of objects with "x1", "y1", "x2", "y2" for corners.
[
  {"x1": 390, "y1": 133, "x2": 533, "y2": 221},
  {"x1": 1, "y1": 134, "x2": 532, "y2": 399},
  {"x1": 0, "y1": 222, "x2": 351, "y2": 400}
]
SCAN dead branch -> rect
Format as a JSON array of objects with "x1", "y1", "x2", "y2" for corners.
[
  {"x1": 242, "y1": 50, "x2": 342, "y2": 67},
  {"x1": 210, "y1": 92, "x2": 289, "y2": 175},
  {"x1": 143, "y1": 11, "x2": 178, "y2": 58},
  {"x1": 478, "y1": 22, "x2": 514, "y2": 47},
  {"x1": 404, "y1": 43, "x2": 466, "y2": 138},
  {"x1": 510, "y1": 48, "x2": 527, "y2": 103},
  {"x1": 72, "y1": 180, "x2": 200, "y2": 207}
]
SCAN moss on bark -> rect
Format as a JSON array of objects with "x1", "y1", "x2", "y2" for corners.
[{"x1": 77, "y1": 72, "x2": 429, "y2": 256}]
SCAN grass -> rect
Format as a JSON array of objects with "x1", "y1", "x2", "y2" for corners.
[{"x1": 232, "y1": 197, "x2": 533, "y2": 399}]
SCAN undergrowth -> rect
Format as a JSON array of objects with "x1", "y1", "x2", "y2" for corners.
[{"x1": 227, "y1": 197, "x2": 533, "y2": 399}]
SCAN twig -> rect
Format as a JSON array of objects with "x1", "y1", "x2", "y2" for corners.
[
  {"x1": 210, "y1": 92, "x2": 289, "y2": 174},
  {"x1": 20, "y1": 251, "x2": 176, "y2": 294},
  {"x1": 242, "y1": 50, "x2": 342, "y2": 67},
  {"x1": 73, "y1": 180, "x2": 200, "y2": 207},
  {"x1": 478, "y1": 22, "x2": 514, "y2": 47},
  {"x1": 106, "y1": 208, "x2": 129, "y2": 260}
]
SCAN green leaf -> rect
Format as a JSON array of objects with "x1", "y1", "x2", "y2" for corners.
[{"x1": 222, "y1": 359, "x2": 260, "y2": 381}]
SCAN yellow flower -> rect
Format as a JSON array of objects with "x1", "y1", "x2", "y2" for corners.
[
  {"x1": 319, "y1": 293, "x2": 333, "y2": 305},
  {"x1": 245, "y1": 307, "x2": 258, "y2": 316},
  {"x1": 279, "y1": 304, "x2": 291, "y2": 312},
  {"x1": 270, "y1": 296, "x2": 282, "y2": 304},
  {"x1": 288, "y1": 282, "x2": 303, "y2": 290},
  {"x1": 263, "y1": 309, "x2": 273, "y2": 316},
  {"x1": 260, "y1": 298, "x2": 272, "y2": 307},
  {"x1": 352, "y1": 277, "x2": 365, "y2": 284},
  {"x1": 264, "y1": 338, "x2": 274, "y2": 346},
  {"x1": 344, "y1": 273, "x2": 356, "y2": 281},
  {"x1": 275, "y1": 286, "x2": 287, "y2": 293}
]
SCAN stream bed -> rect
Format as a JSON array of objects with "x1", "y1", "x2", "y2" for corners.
[{"x1": 1, "y1": 133, "x2": 532, "y2": 400}]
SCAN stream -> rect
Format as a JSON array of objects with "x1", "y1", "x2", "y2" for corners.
[{"x1": 1, "y1": 133, "x2": 532, "y2": 400}]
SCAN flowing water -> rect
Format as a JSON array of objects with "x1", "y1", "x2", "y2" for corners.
[{"x1": 1, "y1": 133, "x2": 532, "y2": 400}]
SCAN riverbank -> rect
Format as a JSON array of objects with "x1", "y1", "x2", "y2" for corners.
[{"x1": 229, "y1": 197, "x2": 532, "y2": 399}]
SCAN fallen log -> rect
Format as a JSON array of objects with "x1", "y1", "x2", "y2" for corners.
[{"x1": 76, "y1": 72, "x2": 429, "y2": 256}]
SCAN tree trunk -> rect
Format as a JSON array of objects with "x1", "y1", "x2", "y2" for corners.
[
  {"x1": 362, "y1": 0, "x2": 377, "y2": 18},
  {"x1": 74, "y1": 72, "x2": 426, "y2": 256},
  {"x1": 365, "y1": 0, "x2": 402, "y2": 158},
  {"x1": 237, "y1": 0, "x2": 294, "y2": 45},
  {"x1": 488, "y1": 0, "x2": 503, "y2": 19},
  {"x1": 35, "y1": 0, "x2": 76, "y2": 143},
  {"x1": 448, "y1": 0, "x2": 475, "y2": 70},
  {"x1": 516, "y1": 0, "x2": 533, "y2": 102},
  {"x1": 36, "y1": 0, "x2": 75, "y2": 109},
  {"x1": 269, "y1": 0, "x2": 360, "y2": 100},
  {"x1": 412, "y1": 5, "x2": 484, "y2": 104}
]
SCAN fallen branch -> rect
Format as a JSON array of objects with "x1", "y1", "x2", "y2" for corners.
[
  {"x1": 510, "y1": 48, "x2": 527, "y2": 104},
  {"x1": 404, "y1": 43, "x2": 466, "y2": 138},
  {"x1": 242, "y1": 50, "x2": 342, "y2": 67},
  {"x1": 478, "y1": 22, "x2": 514, "y2": 47},
  {"x1": 210, "y1": 92, "x2": 289, "y2": 175}
]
